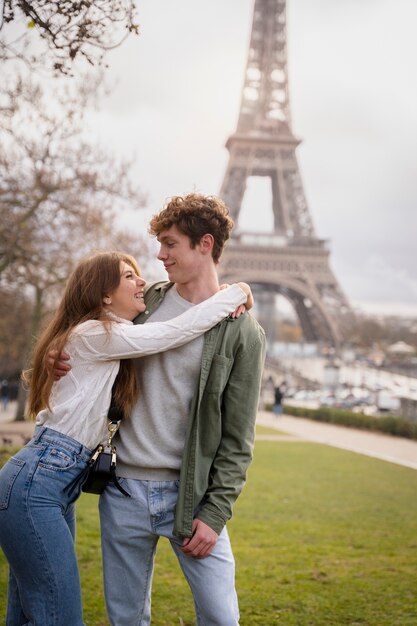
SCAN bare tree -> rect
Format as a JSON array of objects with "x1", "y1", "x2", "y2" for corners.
[
  {"x1": 0, "y1": 286, "x2": 33, "y2": 381},
  {"x1": 0, "y1": 74, "x2": 147, "y2": 276},
  {"x1": 0, "y1": 74, "x2": 150, "y2": 419},
  {"x1": 0, "y1": 0, "x2": 138, "y2": 73}
]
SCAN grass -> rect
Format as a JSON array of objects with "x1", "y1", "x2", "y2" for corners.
[
  {"x1": 1, "y1": 441, "x2": 417, "y2": 625},
  {"x1": 256, "y1": 424, "x2": 288, "y2": 436}
]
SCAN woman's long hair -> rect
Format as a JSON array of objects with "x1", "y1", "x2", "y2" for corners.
[{"x1": 25, "y1": 251, "x2": 141, "y2": 417}]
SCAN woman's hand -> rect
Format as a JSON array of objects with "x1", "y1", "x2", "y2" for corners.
[
  {"x1": 46, "y1": 350, "x2": 72, "y2": 380},
  {"x1": 237, "y1": 282, "x2": 254, "y2": 311},
  {"x1": 219, "y1": 282, "x2": 254, "y2": 318}
]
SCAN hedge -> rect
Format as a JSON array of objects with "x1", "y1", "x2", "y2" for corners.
[{"x1": 266, "y1": 404, "x2": 417, "y2": 441}]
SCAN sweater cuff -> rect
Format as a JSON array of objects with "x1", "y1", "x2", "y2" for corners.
[{"x1": 229, "y1": 283, "x2": 247, "y2": 305}]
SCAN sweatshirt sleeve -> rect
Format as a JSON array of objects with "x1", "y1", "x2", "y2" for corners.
[{"x1": 75, "y1": 284, "x2": 247, "y2": 360}]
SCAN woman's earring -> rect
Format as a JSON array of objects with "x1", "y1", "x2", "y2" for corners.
[{"x1": 104, "y1": 297, "x2": 112, "y2": 305}]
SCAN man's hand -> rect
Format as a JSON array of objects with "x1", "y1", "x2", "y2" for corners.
[
  {"x1": 47, "y1": 350, "x2": 71, "y2": 381},
  {"x1": 181, "y1": 519, "x2": 219, "y2": 559}
]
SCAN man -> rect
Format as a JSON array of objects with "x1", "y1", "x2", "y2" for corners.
[
  {"x1": 58, "y1": 193, "x2": 265, "y2": 625},
  {"x1": 273, "y1": 384, "x2": 284, "y2": 416}
]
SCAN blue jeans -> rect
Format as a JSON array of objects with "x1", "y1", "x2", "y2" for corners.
[
  {"x1": 99, "y1": 479, "x2": 239, "y2": 626},
  {"x1": 0, "y1": 427, "x2": 92, "y2": 626},
  {"x1": 272, "y1": 403, "x2": 282, "y2": 416}
]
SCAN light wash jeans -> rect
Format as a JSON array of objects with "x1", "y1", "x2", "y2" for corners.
[
  {"x1": 0, "y1": 426, "x2": 92, "y2": 626},
  {"x1": 99, "y1": 479, "x2": 240, "y2": 626}
]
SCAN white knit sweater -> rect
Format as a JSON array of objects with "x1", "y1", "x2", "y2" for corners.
[{"x1": 36, "y1": 285, "x2": 246, "y2": 450}]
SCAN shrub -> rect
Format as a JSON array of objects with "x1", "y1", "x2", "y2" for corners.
[{"x1": 267, "y1": 404, "x2": 417, "y2": 441}]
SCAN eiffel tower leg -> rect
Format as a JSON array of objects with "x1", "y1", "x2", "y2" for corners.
[
  {"x1": 255, "y1": 289, "x2": 277, "y2": 345},
  {"x1": 220, "y1": 162, "x2": 247, "y2": 227},
  {"x1": 292, "y1": 294, "x2": 317, "y2": 342},
  {"x1": 271, "y1": 171, "x2": 281, "y2": 232}
]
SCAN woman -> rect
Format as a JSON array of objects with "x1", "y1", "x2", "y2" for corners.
[{"x1": 0, "y1": 251, "x2": 252, "y2": 626}]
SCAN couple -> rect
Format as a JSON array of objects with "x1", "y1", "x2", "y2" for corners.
[{"x1": 0, "y1": 193, "x2": 265, "y2": 626}]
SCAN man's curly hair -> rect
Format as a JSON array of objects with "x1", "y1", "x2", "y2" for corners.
[{"x1": 149, "y1": 193, "x2": 234, "y2": 264}]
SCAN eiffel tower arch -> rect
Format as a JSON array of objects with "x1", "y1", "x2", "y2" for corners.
[{"x1": 218, "y1": 0, "x2": 352, "y2": 347}]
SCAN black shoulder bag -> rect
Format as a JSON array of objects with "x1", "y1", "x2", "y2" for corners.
[{"x1": 81, "y1": 395, "x2": 130, "y2": 497}]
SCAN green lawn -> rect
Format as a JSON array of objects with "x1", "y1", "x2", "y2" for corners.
[
  {"x1": 256, "y1": 424, "x2": 288, "y2": 436},
  {"x1": 1, "y1": 441, "x2": 417, "y2": 625}
]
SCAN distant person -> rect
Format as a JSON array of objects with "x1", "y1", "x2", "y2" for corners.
[
  {"x1": 9, "y1": 380, "x2": 19, "y2": 402},
  {"x1": 0, "y1": 379, "x2": 9, "y2": 410},
  {"x1": 8, "y1": 380, "x2": 18, "y2": 401},
  {"x1": 273, "y1": 384, "x2": 284, "y2": 416},
  {"x1": 0, "y1": 250, "x2": 252, "y2": 626}
]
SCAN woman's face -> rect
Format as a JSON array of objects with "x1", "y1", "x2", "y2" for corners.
[{"x1": 104, "y1": 261, "x2": 146, "y2": 320}]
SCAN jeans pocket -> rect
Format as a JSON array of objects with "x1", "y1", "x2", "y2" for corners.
[
  {"x1": 38, "y1": 444, "x2": 77, "y2": 471},
  {"x1": 0, "y1": 458, "x2": 25, "y2": 510}
]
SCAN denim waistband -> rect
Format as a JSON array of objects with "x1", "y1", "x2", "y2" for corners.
[{"x1": 30, "y1": 426, "x2": 93, "y2": 463}]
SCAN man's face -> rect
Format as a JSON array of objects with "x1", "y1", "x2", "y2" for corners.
[{"x1": 156, "y1": 225, "x2": 205, "y2": 284}]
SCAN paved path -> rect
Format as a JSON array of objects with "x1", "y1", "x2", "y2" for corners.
[
  {"x1": 2, "y1": 403, "x2": 417, "y2": 471},
  {"x1": 257, "y1": 410, "x2": 417, "y2": 471},
  {"x1": 0, "y1": 402, "x2": 35, "y2": 447}
]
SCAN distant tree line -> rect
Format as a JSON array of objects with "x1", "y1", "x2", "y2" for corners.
[
  {"x1": 259, "y1": 308, "x2": 417, "y2": 350},
  {"x1": 349, "y1": 315, "x2": 417, "y2": 350}
]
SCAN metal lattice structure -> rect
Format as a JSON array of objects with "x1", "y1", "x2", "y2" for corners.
[{"x1": 218, "y1": 0, "x2": 352, "y2": 346}]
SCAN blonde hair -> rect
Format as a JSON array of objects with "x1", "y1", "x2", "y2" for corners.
[{"x1": 24, "y1": 251, "x2": 140, "y2": 417}]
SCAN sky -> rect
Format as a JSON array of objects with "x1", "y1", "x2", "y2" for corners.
[{"x1": 39, "y1": 1, "x2": 417, "y2": 316}]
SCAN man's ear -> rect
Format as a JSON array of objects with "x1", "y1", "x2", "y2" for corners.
[{"x1": 199, "y1": 233, "x2": 214, "y2": 255}]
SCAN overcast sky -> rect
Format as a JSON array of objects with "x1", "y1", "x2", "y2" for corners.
[{"x1": 88, "y1": 0, "x2": 417, "y2": 317}]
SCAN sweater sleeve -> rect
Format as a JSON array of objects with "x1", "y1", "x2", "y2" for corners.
[{"x1": 75, "y1": 284, "x2": 246, "y2": 360}]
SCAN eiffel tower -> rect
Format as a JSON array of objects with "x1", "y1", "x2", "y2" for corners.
[{"x1": 218, "y1": 0, "x2": 352, "y2": 347}]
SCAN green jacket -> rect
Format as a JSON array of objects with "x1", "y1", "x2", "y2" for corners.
[{"x1": 134, "y1": 281, "x2": 266, "y2": 537}]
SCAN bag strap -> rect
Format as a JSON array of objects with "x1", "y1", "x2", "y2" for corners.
[
  {"x1": 107, "y1": 386, "x2": 124, "y2": 423},
  {"x1": 104, "y1": 382, "x2": 131, "y2": 497},
  {"x1": 103, "y1": 385, "x2": 124, "y2": 449}
]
